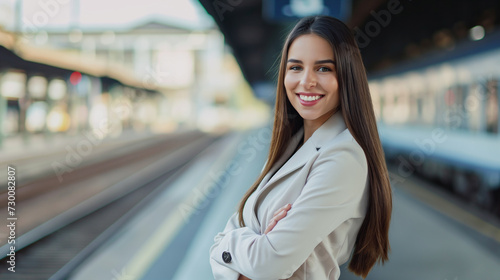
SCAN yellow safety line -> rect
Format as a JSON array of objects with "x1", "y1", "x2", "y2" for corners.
[{"x1": 125, "y1": 133, "x2": 242, "y2": 279}]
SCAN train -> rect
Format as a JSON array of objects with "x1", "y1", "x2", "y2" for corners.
[{"x1": 368, "y1": 29, "x2": 500, "y2": 216}]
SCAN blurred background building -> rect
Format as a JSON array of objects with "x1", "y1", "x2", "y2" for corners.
[{"x1": 0, "y1": 0, "x2": 269, "y2": 144}]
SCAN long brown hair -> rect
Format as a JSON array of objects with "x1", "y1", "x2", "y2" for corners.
[{"x1": 237, "y1": 15, "x2": 392, "y2": 278}]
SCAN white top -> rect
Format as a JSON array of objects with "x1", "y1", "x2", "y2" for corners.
[{"x1": 210, "y1": 112, "x2": 369, "y2": 280}]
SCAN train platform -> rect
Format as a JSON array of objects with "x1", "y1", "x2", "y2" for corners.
[{"x1": 62, "y1": 126, "x2": 500, "y2": 280}]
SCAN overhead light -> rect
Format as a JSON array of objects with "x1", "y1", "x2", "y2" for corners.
[{"x1": 469, "y1": 25, "x2": 485, "y2": 41}]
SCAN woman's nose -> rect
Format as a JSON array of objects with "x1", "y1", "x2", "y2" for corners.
[{"x1": 299, "y1": 70, "x2": 317, "y2": 88}]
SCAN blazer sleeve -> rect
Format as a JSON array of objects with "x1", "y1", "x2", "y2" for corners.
[
  {"x1": 209, "y1": 143, "x2": 368, "y2": 280},
  {"x1": 210, "y1": 212, "x2": 244, "y2": 280},
  {"x1": 210, "y1": 159, "x2": 270, "y2": 279}
]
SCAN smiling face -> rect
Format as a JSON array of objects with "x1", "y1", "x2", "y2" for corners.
[{"x1": 284, "y1": 34, "x2": 340, "y2": 128}]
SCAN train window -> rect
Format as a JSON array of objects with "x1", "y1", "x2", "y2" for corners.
[
  {"x1": 416, "y1": 96, "x2": 423, "y2": 124},
  {"x1": 486, "y1": 79, "x2": 498, "y2": 134},
  {"x1": 456, "y1": 85, "x2": 467, "y2": 130},
  {"x1": 422, "y1": 90, "x2": 435, "y2": 125},
  {"x1": 466, "y1": 83, "x2": 485, "y2": 132},
  {"x1": 409, "y1": 94, "x2": 418, "y2": 124}
]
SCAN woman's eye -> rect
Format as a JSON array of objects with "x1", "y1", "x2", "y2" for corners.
[
  {"x1": 318, "y1": 67, "x2": 332, "y2": 72},
  {"x1": 289, "y1": 66, "x2": 302, "y2": 71}
]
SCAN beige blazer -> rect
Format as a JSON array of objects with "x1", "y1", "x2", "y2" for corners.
[{"x1": 210, "y1": 112, "x2": 369, "y2": 280}]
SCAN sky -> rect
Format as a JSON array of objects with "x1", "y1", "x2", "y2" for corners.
[{"x1": 0, "y1": 0, "x2": 214, "y2": 31}]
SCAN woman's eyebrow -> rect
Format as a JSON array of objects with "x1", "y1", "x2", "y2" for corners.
[
  {"x1": 315, "y1": 59, "x2": 336, "y2": 65},
  {"x1": 287, "y1": 59, "x2": 336, "y2": 64}
]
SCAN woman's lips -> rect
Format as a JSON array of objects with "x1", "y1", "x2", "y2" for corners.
[{"x1": 296, "y1": 93, "x2": 324, "y2": 106}]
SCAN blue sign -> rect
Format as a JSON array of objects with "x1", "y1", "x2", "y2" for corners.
[{"x1": 263, "y1": 0, "x2": 351, "y2": 22}]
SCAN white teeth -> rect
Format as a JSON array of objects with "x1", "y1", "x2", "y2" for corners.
[{"x1": 299, "y1": 95, "x2": 322, "y2": 101}]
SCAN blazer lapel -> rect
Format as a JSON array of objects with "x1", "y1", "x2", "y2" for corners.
[
  {"x1": 264, "y1": 131, "x2": 314, "y2": 188},
  {"x1": 262, "y1": 111, "x2": 347, "y2": 190}
]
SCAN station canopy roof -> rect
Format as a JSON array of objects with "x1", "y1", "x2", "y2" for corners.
[{"x1": 198, "y1": 0, "x2": 500, "y2": 101}]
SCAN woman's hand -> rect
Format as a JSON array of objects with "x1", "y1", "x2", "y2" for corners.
[{"x1": 264, "y1": 203, "x2": 291, "y2": 234}]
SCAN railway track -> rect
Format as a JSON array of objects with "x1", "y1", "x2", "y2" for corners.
[
  {"x1": 0, "y1": 130, "x2": 221, "y2": 279},
  {"x1": 0, "y1": 131, "x2": 202, "y2": 202}
]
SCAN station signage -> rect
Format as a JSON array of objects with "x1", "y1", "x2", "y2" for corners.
[{"x1": 263, "y1": 0, "x2": 351, "y2": 22}]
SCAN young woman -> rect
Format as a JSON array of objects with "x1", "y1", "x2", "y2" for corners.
[{"x1": 210, "y1": 15, "x2": 392, "y2": 280}]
